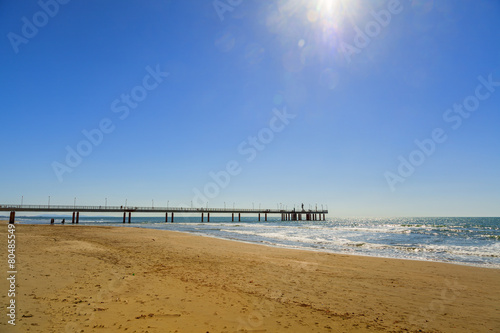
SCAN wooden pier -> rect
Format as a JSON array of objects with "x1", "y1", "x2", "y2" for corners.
[{"x1": 0, "y1": 204, "x2": 328, "y2": 224}]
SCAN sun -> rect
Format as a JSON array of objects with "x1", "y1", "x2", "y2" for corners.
[{"x1": 265, "y1": 0, "x2": 359, "y2": 69}]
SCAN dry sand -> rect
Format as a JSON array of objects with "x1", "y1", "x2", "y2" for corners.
[{"x1": 0, "y1": 222, "x2": 499, "y2": 333}]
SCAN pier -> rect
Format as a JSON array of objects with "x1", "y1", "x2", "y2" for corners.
[{"x1": 1, "y1": 204, "x2": 328, "y2": 224}]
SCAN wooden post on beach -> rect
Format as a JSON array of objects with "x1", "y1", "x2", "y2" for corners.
[
  {"x1": 50, "y1": 218, "x2": 54, "y2": 224},
  {"x1": 9, "y1": 211, "x2": 15, "y2": 224},
  {"x1": 171, "y1": 212, "x2": 174, "y2": 223},
  {"x1": 128, "y1": 212, "x2": 131, "y2": 223},
  {"x1": 207, "y1": 213, "x2": 210, "y2": 222},
  {"x1": 76, "y1": 212, "x2": 79, "y2": 223},
  {"x1": 72, "y1": 212, "x2": 75, "y2": 224}
]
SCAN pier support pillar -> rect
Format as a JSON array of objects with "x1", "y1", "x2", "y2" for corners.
[
  {"x1": 207, "y1": 213, "x2": 210, "y2": 222},
  {"x1": 201, "y1": 212, "x2": 204, "y2": 222},
  {"x1": 128, "y1": 212, "x2": 131, "y2": 223},
  {"x1": 76, "y1": 212, "x2": 79, "y2": 224},
  {"x1": 123, "y1": 212, "x2": 126, "y2": 223},
  {"x1": 323, "y1": 213, "x2": 325, "y2": 221},
  {"x1": 258, "y1": 213, "x2": 260, "y2": 221},
  {"x1": 238, "y1": 213, "x2": 241, "y2": 222},
  {"x1": 265, "y1": 213, "x2": 267, "y2": 222},
  {"x1": 72, "y1": 212, "x2": 75, "y2": 224},
  {"x1": 171, "y1": 212, "x2": 174, "y2": 223},
  {"x1": 232, "y1": 213, "x2": 234, "y2": 222},
  {"x1": 166, "y1": 212, "x2": 168, "y2": 223}
]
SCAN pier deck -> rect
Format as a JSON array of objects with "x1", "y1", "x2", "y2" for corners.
[{"x1": 1, "y1": 204, "x2": 328, "y2": 224}]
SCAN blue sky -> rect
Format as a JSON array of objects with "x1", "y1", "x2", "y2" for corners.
[{"x1": 1, "y1": 0, "x2": 499, "y2": 216}]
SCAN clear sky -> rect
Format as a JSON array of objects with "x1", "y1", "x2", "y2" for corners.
[{"x1": 1, "y1": 0, "x2": 499, "y2": 217}]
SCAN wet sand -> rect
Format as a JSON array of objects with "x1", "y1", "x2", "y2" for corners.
[{"x1": 1, "y1": 223, "x2": 499, "y2": 332}]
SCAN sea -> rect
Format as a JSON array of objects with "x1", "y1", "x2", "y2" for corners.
[{"x1": 10, "y1": 215, "x2": 500, "y2": 269}]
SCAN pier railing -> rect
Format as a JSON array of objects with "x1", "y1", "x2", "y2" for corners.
[{"x1": 0, "y1": 204, "x2": 327, "y2": 214}]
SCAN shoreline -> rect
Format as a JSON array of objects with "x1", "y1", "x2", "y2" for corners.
[
  {"x1": 12, "y1": 220, "x2": 500, "y2": 270},
  {"x1": 1, "y1": 223, "x2": 499, "y2": 332},
  {"x1": 168, "y1": 227, "x2": 500, "y2": 270}
]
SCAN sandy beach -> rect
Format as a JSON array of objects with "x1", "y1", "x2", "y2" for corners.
[{"x1": 1, "y1": 223, "x2": 499, "y2": 333}]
